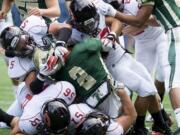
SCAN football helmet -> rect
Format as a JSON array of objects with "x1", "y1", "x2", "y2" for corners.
[
  {"x1": 78, "y1": 112, "x2": 110, "y2": 135},
  {"x1": 41, "y1": 98, "x2": 70, "y2": 134},
  {"x1": 70, "y1": 0, "x2": 100, "y2": 36},
  {"x1": 0, "y1": 26, "x2": 35, "y2": 57},
  {"x1": 104, "y1": 0, "x2": 124, "y2": 12}
]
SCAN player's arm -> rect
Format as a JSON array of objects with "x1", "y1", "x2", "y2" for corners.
[
  {"x1": 29, "y1": 73, "x2": 46, "y2": 94},
  {"x1": 100, "y1": 16, "x2": 123, "y2": 52},
  {"x1": 10, "y1": 117, "x2": 23, "y2": 135},
  {"x1": 96, "y1": 0, "x2": 154, "y2": 28},
  {"x1": 0, "y1": 108, "x2": 23, "y2": 135},
  {"x1": 114, "y1": 5, "x2": 153, "y2": 27},
  {"x1": 25, "y1": 71, "x2": 37, "y2": 90},
  {"x1": 105, "y1": 16, "x2": 123, "y2": 37},
  {"x1": 49, "y1": 22, "x2": 72, "y2": 47},
  {"x1": 115, "y1": 87, "x2": 137, "y2": 133},
  {"x1": 122, "y1": 14, "x2": 160, "y2": 36},
  {"x1": 28, "y1": 0, "x2": 60, "y2": 18},
  {"x1": 44, "y1": 0, "x2": 61, "y2": 17},
  {"x1": 0, "y1": 0, "x2": 13, "y2": 19}
]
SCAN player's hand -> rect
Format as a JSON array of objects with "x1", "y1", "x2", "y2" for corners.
[
  {"x1": 54, "y1": 46, "x2": 69, "y2": 65},
  {"x1": 39, "y1": 55, "x2": 59, "y2": 76},
  {"x1": 0, "y1": 10, "x2": 7, "y2": 19},
  {"x1": 101, "y1": 32, "x2": 116, "y2": 52},
  {"x1": 93, "y1": 0, "x2": 117, "y2": 17},
  {"x1": 0, "y1": 47, "x2": 5, "y2": 55},
  {"x1": 28, "y1": 7, "x2": 43, "y2": 16}
]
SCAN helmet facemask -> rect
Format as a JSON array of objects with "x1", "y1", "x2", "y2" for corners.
[
  {"x1": 12, "y1": 34, "x2": 35, "y2": 58},
  {"x1": 0, "y1": 26, "x2": 36, "y2": 58},
  {"x1": 75, "y1": 13, "x2": 100, "y2": 37},
  {"x1": 70, "y1": 1, "x2": 100, "y2": 37}
]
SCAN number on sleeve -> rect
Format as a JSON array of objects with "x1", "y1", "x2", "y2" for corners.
[{"x1": 9, "y1": 60, "x2": 15, "y2": 69}]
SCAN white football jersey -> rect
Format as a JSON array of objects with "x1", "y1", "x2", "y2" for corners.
[
  {"x1": 8, "y1": 57, "x2": 35, "y2": 81},
  {"x1": 18, "y1": 81, "x2": 76, "y2": 135},
  {"x1": 8, "y1": 16, "x2": 48, "y2": 81},
  {"x1": 69, "y1": 103, "x2": 124, "y2": 135},
  {"x1": 69, "y1": 10, "x2": 126, "y2": 65},
  {"x1": 20, "y1": 15, "x2": 48, "y2": 46}
]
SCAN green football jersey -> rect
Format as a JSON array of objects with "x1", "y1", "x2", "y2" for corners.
[
  {"x1": 53, "y1": 38, "x2": 110, "y2": 102},
  {"x1": 14, "y1": 0, "x2": 51, "y2": 23},
  {"x1": 139, "y1": 0, "x2": 180, "y2": 31}
]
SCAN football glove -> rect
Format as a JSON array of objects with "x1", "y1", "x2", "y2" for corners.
[{"x1": 101, "y1": 32, "x2": 116, "y2": 52}]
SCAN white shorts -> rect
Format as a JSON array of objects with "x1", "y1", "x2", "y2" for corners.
[
  {"x1": 105, "y1": 52, "x2": 157, "y2": 97},
  {"x1": 135, "y1": 30, "x2": 168, "y2": 82}
]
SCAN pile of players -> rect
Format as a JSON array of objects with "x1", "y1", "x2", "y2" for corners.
[{"x1": 0, "y1": 0, "x2": 180, "y2": 135}]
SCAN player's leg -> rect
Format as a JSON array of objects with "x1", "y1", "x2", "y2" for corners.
[
  {"x1": 107, "y1": 53, "x2": 172, "y2": 134},
  {"x1": 166, "y1": 27, "x2": 180, "y2": 134},
  {"x1": 106, "y1": 54, "x2": 152, "y2": 133}
]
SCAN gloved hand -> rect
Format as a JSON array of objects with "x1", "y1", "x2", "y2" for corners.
[
  {"x1": 39, "y1": 55, "x2": 59, "y2": 76},
  {"x1": 93, "y1": 0, "x2": 117, "y2": 17},
  {"x1": 101, "y1": 32, "x2": 116, "y2": 52},
  {"x1": 54, "y1": 46, "x2": 69, "y2": 65}
]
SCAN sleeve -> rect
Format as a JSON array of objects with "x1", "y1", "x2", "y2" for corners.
[
  {"x1": 8, "y1": 57, "x2": 35, "y2": 81},
  {"x1": 83, "y1": 38, "x2": 102, "y2": 52},
  {"x1": 19, "y1": 119, "x2": 38, "y2": 135},
  {"x1": 19, "y1": 104, "x2": 42, "y2": 135},
  {"x1": 19, "y1": 114, "x2": 42, "y2": 135},
  {"x1": 69, "y1": 103, "x2": 94, "y2": 127}
]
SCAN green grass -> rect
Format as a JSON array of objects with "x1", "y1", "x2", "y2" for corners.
[
  {"x1": 0, "y1": 56, "x2": 177, "y2": 134},
  {"x1": 0, "y1": 57, "x2": 14, "y2": 135}
]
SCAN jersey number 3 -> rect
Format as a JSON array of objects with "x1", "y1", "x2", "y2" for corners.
[{"x1": 69, "y1": 66, "x2": 96, "y2": 91}]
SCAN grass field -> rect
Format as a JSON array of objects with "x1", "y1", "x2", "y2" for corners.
[
  {"x1": 0, "y1": 56, "x2": 177, "y2": 134},
  {"x1": 0, "y1": 57, "x2": 14, "y2": 135}
]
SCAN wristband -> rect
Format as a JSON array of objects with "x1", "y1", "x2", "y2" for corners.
[{"x1": 37, "y1": 73, "x2": 46, "y2": 81}]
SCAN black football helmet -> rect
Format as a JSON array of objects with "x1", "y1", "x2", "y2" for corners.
[
  {"x1": 70, "y1": 0, "x2": 100, "y2": 37},
  {"x1": 78, "y1": 112, "x2": 110, "y2": 135},
  {"x1": 41, "y1": 98, "x2": 70, "y2": 134},
  {"x1": 0, "y1": 26, "x2": 35, "y2": 57}
]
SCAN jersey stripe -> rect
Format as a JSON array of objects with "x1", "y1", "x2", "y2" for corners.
[{"x1": 168, "y1": 30, "x2": 176, "y2": 89}]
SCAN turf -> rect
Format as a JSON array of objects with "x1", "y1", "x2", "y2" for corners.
[{"x1": 0, "y1": 57, "x2": 14, "y2": 135}]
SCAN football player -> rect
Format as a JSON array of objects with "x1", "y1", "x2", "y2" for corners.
[
  {"x1": 0, "y1": 80, "x2": 76, "y2": 135},
  {"x1": 62, "y1": 1, "x2": 171, "y2": 134},
  {"x1": 96, "y1": 0, "x2": 180, "y2": 134},
  {"x1": 104, "y1": 0, "x2": 173, "y2": 132},
  {"x1": 0, "y1": 74, "x2": 136, "y2": 135}
]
